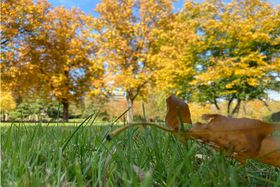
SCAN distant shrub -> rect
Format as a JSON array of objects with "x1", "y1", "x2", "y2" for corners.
[
  {"x1": 271, "y1": 111, "x2": 280, "y2": 122},
  {"x1": 46, "y1": 103, "x2": 63, "y2": 119}
]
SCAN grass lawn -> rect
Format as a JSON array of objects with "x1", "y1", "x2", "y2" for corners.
[{"x1": 1, "y1": 121, "x2": 280, "y2": 186}]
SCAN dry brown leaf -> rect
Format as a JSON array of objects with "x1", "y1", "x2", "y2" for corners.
[
  {"x1": 165, "y1": 95, "x2": 192, "y2": 129},
  {"x1": 164, "y1": 96, "x2": 280, "y2": 167},
  {"x1": 173, "y1": 114, "x2": 280, "y2": 167},
  {"x1": 192, "y1": 114, "x2": 278, "y2": 156}
]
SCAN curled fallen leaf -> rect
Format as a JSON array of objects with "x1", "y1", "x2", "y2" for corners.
[
  {"x1": 165, "y1": 94, "x2": 192, "y2": 129},
  {"x1": 165, "y1": 95, "x2": 280, "y2": 167},
  {"x1": 185, "y1": 114, "x2": 280, "y2": 167}
]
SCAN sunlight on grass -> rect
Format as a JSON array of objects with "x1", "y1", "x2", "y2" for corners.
[{"x1": 1, "y1": 122, "x2": 280, "y2": 186}]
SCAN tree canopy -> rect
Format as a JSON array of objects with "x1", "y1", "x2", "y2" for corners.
[
  {"x1": 1, "y1": 0, "x2": 103, "y2": 120},
  {"x1": 1, "y1": 0, "x2": 279, "y2": 120},
  {"x1": 150, "y1": 0, "x2": 280, "y2": 116}
]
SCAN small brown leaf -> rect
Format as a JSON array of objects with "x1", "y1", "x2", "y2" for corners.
[{"x1": 165, "y1": 95, "x2": 192, "y2": 129}]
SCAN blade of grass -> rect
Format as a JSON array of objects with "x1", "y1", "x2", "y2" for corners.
[
  {"x1": 86, "y1": 111, "x2": 100, "y2": 127},
  {"x1": 102, "y1": 107, "x2": 132, "y2": 143},
  {"x1": 111, "y1": 107, "x2": 131, "y2": 126},
  {"x1": 56, "y1": 148, "x2": 63, "y2": 187},
  {"x1": 106, "y1": 122, "x2": 174, "y2": 141},
  {"x1": 62, "y1": 113, "x2": 95, "y2": 151}
]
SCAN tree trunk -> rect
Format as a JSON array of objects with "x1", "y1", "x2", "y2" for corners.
[
  {"x1": 62, "y1": 99, "x2": 69, "y2": 122},
  {"x1": 15, "y1": 95, "x2": 23, "y2": 106},
  {"x1": 213, "y1": 98, "x2": 220, "y2": 110},
  {"x1": 227, "y1": 97, "x2": 234, "y2": 117},
  {"x1": 126, "y1": 94, "x2": 134, "y2": 123},
  {"x1": 231, "y1": 99, "x2": 241, "y2": 117},
  {"x1": 4, "y1": 113, "x2": 8, "y2": 121},
  {"x1": 142, "y1": 102, "x2": 147, "y2": 122}
]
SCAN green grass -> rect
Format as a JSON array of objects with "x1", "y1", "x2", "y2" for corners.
[{"x1": 1, "y1": 122, "x2": 280, "y2": 186}]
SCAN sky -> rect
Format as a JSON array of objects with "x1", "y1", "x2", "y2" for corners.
[
  {"x1": 48, "y1": 0, "x2": 280, "y2": 16},
  {"x1": 47, "y1": 0, "x2": 280, "y2": 101}
]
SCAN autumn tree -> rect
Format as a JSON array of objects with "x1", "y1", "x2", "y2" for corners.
[
  {"x1": 95, "y1": 0, "x2": 174, "y2": 122},
  {"x1": 191, "y1": 0, "x2": 280, "y2": 116},
  {"x1": 0, "y1": 91, "x2": 16, "y2": 121},
  {"x1": 1, "y1": 0, "x2": 51, "y2": 104},
  {"x1": 1, "y1": 1, "x2": 103, "y2": 121},
  {"x1": 150, "y1": 0, "x2": 279, "y2": 116},
  {"x1": 31, "y1": 7, "x2": 103, "y2": 121}
]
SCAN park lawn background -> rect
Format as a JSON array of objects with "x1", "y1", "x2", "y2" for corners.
[{"x1": 1, "y1": 120, "x2": 280, "y2": 186}]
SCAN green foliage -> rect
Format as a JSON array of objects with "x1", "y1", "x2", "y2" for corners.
[
  {"x1": 6, "y1": 100, "x2": 65, "y2": 121},
  {"x1": 8, "y1": 100, "x2": 43, "y2": 120},
  {"x1": 46, "y1": 103, "x2": 63, "y2": 119}
]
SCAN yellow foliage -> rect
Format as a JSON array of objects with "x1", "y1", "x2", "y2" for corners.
[
  {"x1": 247, "y1": 78, "x2": 259, "y2": 87},
  {"x1": 186, "y1": 0, "x2": 280, "y2": 101},
  {"x1": 95, "y1": 0, "x2": 174, "y2": 103},
  {"x1": 0, "y1": 91, "x2": 16, "y2": 112}
]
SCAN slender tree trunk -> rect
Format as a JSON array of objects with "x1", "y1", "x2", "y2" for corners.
[
  {"x1": 15, "y1": 95, "x2": 23, "y2": 106},
  {"x1": 126, "y1": 93, "x2": 134, "y2": 123},
  {"x1": 79, "y1": 97, "x2": 86, "y2": 115},
  {"x1": 227, "y1": 97, "x2": 234, "y2": 117},
  {"x1": 231, "y1": 99, "x2": 241, "y2": 117},
  {"x1": 213, "y1": 98, "x2": 220, "y2": 110},
  {"x1": 142, "y1": 102, "x2": 147, "y2": 121},
  {"x1": 4, "y1": 113, "x2": 8, "y2": 121},
  {"x1": 62, "y1": 99, "x2": 69, "y2": 122}
]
